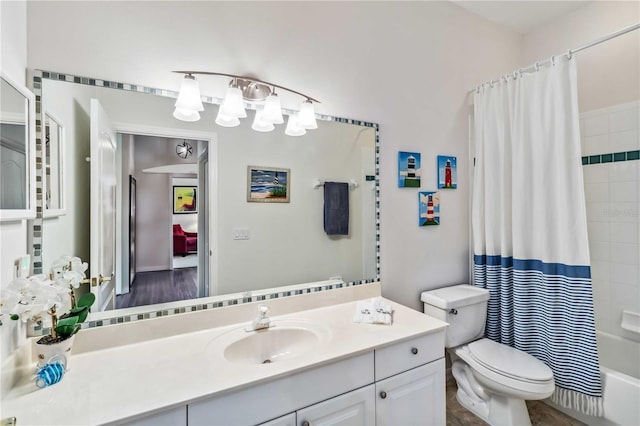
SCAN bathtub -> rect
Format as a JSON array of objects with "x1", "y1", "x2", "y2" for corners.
[{"x1": 547, "y1": 331, "x2": 640, "y2": 425}]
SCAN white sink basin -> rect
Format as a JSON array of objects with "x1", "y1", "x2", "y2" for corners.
[{"x1": 209, "y1": 319, "x2": 331, "y2": 365}]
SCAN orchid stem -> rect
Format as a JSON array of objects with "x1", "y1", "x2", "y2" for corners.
[{"x1": 49, "y1": 306, "x2": 57, "y2": 339}]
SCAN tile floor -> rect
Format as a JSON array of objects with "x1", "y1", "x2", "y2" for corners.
[{"x1": 446, "y1": 375, "x2": 586, "y2": 426}]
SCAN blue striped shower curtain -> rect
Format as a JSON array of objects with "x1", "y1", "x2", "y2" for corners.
[{"x1": 472, "y1": 57, "x2": 603, "y2": 416}]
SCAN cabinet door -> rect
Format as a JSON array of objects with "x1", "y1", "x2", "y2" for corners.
[
  {"x1": 296, "y1": 385, "x2": 375, "y2": 426},
  {"x1": 375, "y1": 359, "x2": 445, "y2": 426},
  {"x1": 258, "y1": 413, "x2": 296, "y2": 426}
]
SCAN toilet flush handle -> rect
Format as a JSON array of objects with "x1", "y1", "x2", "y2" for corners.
[{"x1": 449, "y1": 308, "x2": 458, "y2": 315}]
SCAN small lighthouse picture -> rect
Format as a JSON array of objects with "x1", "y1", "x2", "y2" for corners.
[
  {"x1": 398, "y1": 151, "x2": 421, "y2": 188},
  {"x1": 419, "y1": 191, "x2": 440, "y2": 226},
  {"x1": 437, "y1": 155, "x2": 457, "y2": 189}
]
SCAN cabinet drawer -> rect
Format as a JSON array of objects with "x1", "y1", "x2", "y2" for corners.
[
  {"x1": 374, "y1": 331, "x2": 444, "y2": 380},
  {"x1": 188, "y1": 351, "x2": 374, "y2": 425}
]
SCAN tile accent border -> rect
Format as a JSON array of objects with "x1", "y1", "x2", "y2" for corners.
[
  {"x1": 582, "y1": 150, "x2": 640, "y2": 165},
  {"x1": 30, "y1": 70, "x2": 381, "y2": 334},
  {"x1": 32, "y1": 279, "x2": 376, "y2": 335}
]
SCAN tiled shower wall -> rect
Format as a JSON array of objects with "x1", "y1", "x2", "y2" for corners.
[{"x1": 581, "y1": 100, "x2": 639, "y2": 341}]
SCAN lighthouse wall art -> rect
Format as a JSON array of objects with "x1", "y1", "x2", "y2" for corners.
[
  {"x1": 419, "y1": 191, "x2": 440, "y2": 226},
  {"x1": 398, "y1": 151, "x2": 421, "y2": 188},
  {"x1": 437, "y1": 155, "x2": 457, "y2": 189}
]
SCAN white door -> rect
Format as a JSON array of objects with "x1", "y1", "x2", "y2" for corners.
[
  {"x1": 375, "y1": 359, "x2": 446, "y2": 426},
  {"x1": 90, "y1": 98, "x2": 117, "y2": 312},
  {"x1": 296, "y1": 385, "x2": 375, "y2": 426},
  {"x1": 197, "y1": 145, "x2": 209, "y2": 298}
]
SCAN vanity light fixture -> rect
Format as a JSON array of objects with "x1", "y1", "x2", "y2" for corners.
[{"x1": 172, "y1": 71, "x2": 319, "y2": 136}]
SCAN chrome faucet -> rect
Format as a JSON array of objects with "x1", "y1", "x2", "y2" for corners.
[{"x1": 245, "y1": 305, "x2": 272, "y2": 332}]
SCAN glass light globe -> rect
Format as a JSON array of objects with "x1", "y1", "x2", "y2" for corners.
[
  {"x1": 285, "y1": 113, "x2": 306, "y2": 137},
  {"x1": 220, "y1": 86, "x2": 247, "y2": 118},
  {"x1": 298, "y1": 100, "x2": 317, "y2": 129},
  {"x1": 215, "y1": 108, "x2": 240, "y2": 127},
  {"x1": 252, "y1": 108, "x2": 275, "y2": 132},
  {"x1": 174, "y1": 75, "x2": 204, "y2": 113},
  {"x1": 173, "y1": 107, "x2": 201, "y2": 122},
  {"x1": 262, "y1": 93, "x2": 284, "y2": 124}
]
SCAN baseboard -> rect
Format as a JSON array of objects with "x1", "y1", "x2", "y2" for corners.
[{"x1": 136, "y1": 265, "x2": 170, "y2": 273}]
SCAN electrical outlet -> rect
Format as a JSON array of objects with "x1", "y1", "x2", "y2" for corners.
[
  {"x1": 15, "y1": 255, "x2": 31, "y2": 279},
  {"x1": 232, "y1": 228, "x2": 250, "y2": 240}
]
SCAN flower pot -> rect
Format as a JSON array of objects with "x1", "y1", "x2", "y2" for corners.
[{"x1": 34, "y1": 334, "x2": 75, "y2": 369}]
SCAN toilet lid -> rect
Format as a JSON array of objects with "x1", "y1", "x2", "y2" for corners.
[{"x1": 468, "y1": 339, "x2": 554, "y2": 383}]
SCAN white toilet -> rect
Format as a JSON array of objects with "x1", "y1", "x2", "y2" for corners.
[{"x1": 421, "y1": 284, "x2": 555, "y2": 426}]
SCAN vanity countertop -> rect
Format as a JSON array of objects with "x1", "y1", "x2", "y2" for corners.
[{"x1": 1, "y1": 298, "x2": 447, "y2": 425}]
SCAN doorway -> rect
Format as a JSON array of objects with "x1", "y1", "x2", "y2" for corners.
[{"x1": 112, "y1": 130, "x2": 214, "y2": 309}]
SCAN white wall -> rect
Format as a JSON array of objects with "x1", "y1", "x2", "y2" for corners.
[
  {"x1": 133, "y1": 135, "x2": 174, "y2": 272},
  {"x1": 0, "y1": 0, "x2": 28, "y2": 380},
  {"x1": 26, "y1": 1, "x2": 523, "y2": 310},
  {"x1": 523, "y1": 1, "x2": 639, "y2": 113},
  {"x1": 581, "y1": 101, "x2": 639, "y2": 347},
  {"x1": 216, "y1": 118, "x2": 374, "y2": 294}
]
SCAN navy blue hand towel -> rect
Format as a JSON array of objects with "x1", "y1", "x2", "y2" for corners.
[{"x1": 324, "y1": 182, "x2": 349, "y2": 235}]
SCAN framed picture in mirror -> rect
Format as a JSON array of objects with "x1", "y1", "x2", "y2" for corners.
[
  {"x1": 247, "y1": 166, "x2": 290, "y2": 203},
  {"x1": 43, "y1": 110, "x2": 66, "y2": 217},
  {"x1": 173, "y1": 186, "x2": 197, "y2": 214}
]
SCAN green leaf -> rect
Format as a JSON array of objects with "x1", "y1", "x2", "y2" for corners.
[
  {"x1": 77, "y1": 293, "x2": 95, "y2": 308},
  {"x1": 10, "y1": 314, "x2": 19, "y2": 321},
  {"x1": 57, "y1": 316, "x2": 79, "y2": 327},
  {"x1": 77, "y1": 307, "x2": 89, "y2": 323},
  {"x1": 55, "y1": 317, "x2": 81, "y2": 338}
]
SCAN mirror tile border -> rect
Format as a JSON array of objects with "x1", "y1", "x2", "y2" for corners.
[{"x1": 30, "y1": 69, "x2": 381, "y2": 333}]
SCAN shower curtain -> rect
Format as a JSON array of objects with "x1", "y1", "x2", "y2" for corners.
[{"x1": 472, "y1": 56, "x2": 603, "y2": 415}]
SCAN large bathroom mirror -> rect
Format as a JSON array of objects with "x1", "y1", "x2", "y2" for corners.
[
  {"x1": 0, "y1": 73, "x2": 36, "y2": 221},
  {"x1": 34, "y1": 70, "x2": 379, "y2": 326}
]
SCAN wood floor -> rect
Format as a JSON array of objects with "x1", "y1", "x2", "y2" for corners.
[
  {"x1": 446, "y1": 374, "x2": 586, "y2": 426},
  {"x1": 116, "y1": 267, "x2": 198, "y2": 309}
]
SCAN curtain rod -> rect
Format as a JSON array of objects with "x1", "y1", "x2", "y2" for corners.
[{"x1": 468, "y1": 22, "x2": 640, "y2": 93}]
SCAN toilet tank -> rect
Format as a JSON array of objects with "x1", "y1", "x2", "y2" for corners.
[{"x1": 421, "y1": 284, "x2": 490, "y2": 348}]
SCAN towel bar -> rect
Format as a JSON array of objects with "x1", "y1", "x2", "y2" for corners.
[{"x1": 312, "y1": 178, "x2": 358, "y2": 190}]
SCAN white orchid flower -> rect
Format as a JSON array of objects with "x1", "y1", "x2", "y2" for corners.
[
  {"x1": 62, "y1": 270, "x2": 85, "y2": 288},
  {"x1": 2, "y1": 274, "x2": 67, "y2": 322},
  {"x1": 50, "y1": 255, "x2": 88, "y2": 288}
]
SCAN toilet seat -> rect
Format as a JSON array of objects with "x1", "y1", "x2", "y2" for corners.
[{"x1": 467, "y1": 338, "x2": 554, "y2": 384}]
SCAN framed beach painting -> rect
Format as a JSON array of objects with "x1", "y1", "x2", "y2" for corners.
[
  {"x1": 437, "y1": 155, "x2": 457, "y2": 189},
  {"x1": 173, "y1": 186, "x2": 197, "y2": 214},
  {"x1": 247, "y1": 166, "x2": 290, "y2": 203},
  {"x1": 398, "y1": 151, "x2": 421, "y2": 188},
  {"x1": 419, "y1": 191, "x2": 440, "y2": 226}
]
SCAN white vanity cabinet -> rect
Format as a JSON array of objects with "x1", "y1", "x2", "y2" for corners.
[
  {"x1": 119, "y1": 406, "x2": 187, "y2": 426},
  {"x1": 188, "y1": 352, "x2": 375, "y2": 426},
  {"x1": 296, "y1": 384, "x2": 376, "y2": 426},
  {"x1": 374, "y1": 333, "x2": 446, "y2": 426},
  {"x1": 258, "y1": 413, "x2": 296, "y2": 426},
  {"x1": 376, "y1": 360, "x2": 446, "y2": 426},
  {"x1": 187, "y1": 331, "x2": 445, "y2": 426}
]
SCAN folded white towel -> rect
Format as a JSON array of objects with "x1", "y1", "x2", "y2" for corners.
[{"x1": 353, "y1": 297, "x2": 393, "y2": 325}]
